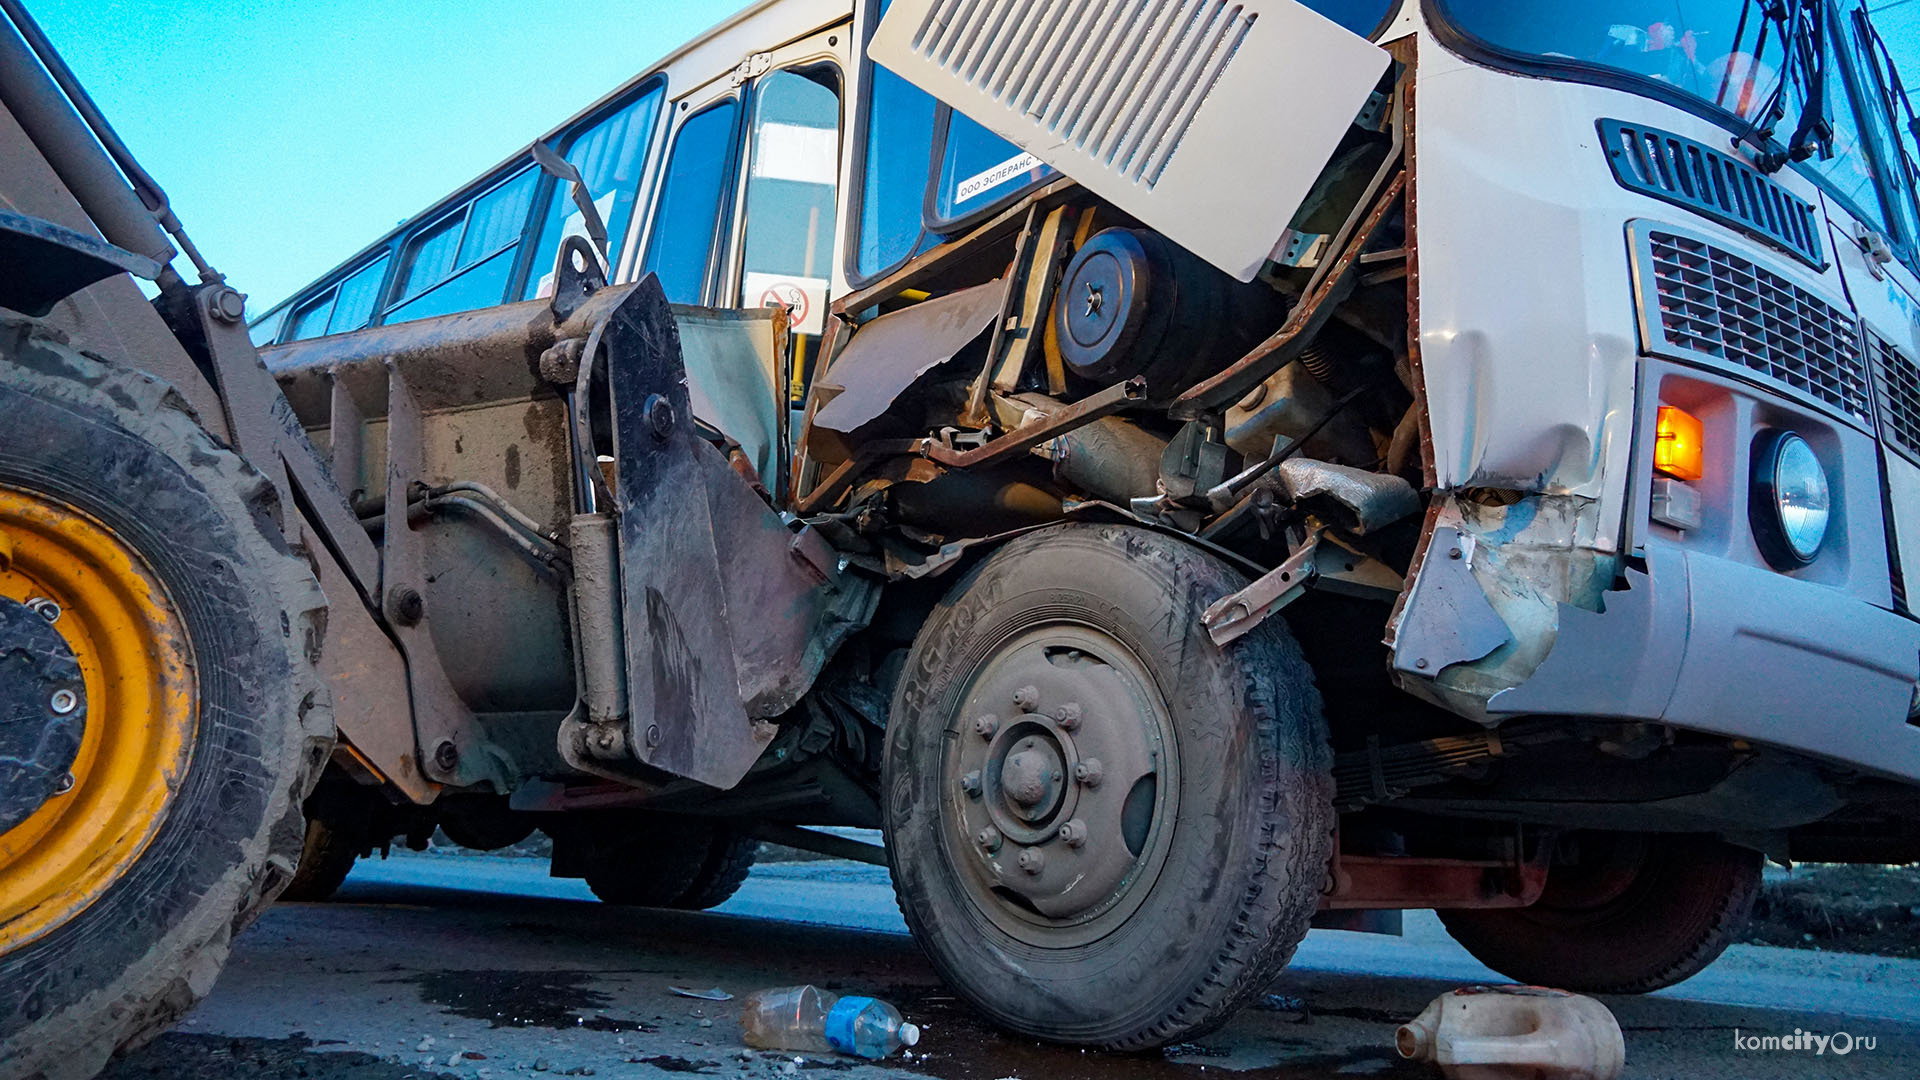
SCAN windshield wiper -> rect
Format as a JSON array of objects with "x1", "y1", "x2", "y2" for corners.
[{"x1": 1729, "y1": 0, "x2": 1833, "y2": 173}]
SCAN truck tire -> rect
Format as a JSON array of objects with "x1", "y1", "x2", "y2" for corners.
[
  {"x1": 1438, "y1": 832, "x2": 1761, "y2": 993},
  {"x1": 0, "y1": 326, "x2": 331, "y2": 1080},
  {"x1": 884, "y1": 523, "x2": 1333, "y2": 1049},
  {"x1": 672, "y1": 829, "x2": 757, "y2": 910},
  {"x1": 565, "y1": 811, "x2": 756, "y2": 910},
  {"x1": 279, "y1": 814, "x2": 359, "y2": 903}
]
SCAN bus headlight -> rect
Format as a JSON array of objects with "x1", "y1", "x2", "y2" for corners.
[{"x1": 1750, "y1": 430, "x2": 1831, "y2": 567}]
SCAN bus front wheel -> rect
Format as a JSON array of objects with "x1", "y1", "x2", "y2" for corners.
[{"x1": 883, "y1": 524, "x2": 1334, "y2": 1049}]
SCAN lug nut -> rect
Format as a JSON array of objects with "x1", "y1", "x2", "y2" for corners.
[
  {"x1": 1017, "y1": 846, "x2": 1046, "y2": 874},
  {"x1": 960, "y1": 770, "x2": 983, "y2": 798},
  {"x1": 1054, "y1": 702, "x2": 1082, "y2": 730},
  {"x1": 973, "y1": 714, "x2": 999, "y2": 739},
  {"x1": 54, "y1": 772, "x2": 73, "y2": 795},
  {"x1": 1013, "y1": 685, "x2": 1040, "y2": 712},
  {"x1": 48, "y1": 688, "x2": 77, "y2": 715},
  {"x1": 1074, "y1": 758, "x2": 1104, "y2": 788},
  {"x1": 25, "y1": 597, "x2": 60, "y2": 622},
  {"x1": 976, "y1": 827, "x2": 1003, "y2": 853},
  {"x1": 1058, "y1": 819, "x2": 1088, "y2": 848}
]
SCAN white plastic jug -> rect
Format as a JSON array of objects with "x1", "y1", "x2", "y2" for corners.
[{"x1": 1395, "y1": 986, "x2": 1624, "y2": 1080}]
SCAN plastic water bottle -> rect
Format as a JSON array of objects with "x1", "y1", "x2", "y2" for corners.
[{"x1": 739, "y1": 985, "x2": 921, "y2": 1060}]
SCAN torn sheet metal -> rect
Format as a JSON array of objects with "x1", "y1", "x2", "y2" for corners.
[
  {"x1": 812, "y1": 279, "x2": 1005, "y2": 435},
  {"x1": 868, "y1": 0, "x2": 1389, "y2": 281},
  {"x1": 1390, "y1": 527, "x2": 1511, "y2": 677}
]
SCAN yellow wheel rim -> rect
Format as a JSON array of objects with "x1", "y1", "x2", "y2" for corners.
[{"x1": 0, "y1": 485, "x2": 195, "y2": 950}]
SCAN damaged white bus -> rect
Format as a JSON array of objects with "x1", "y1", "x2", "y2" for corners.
[{"x1": 11, "y1": 0, "x2": 1916, "y2": 1068}]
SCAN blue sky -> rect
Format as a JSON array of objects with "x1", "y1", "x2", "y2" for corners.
[
  {"x1": 28, "y1": 0, "x2": 752, "y2": 315},
  {"x1": 23, "y1": 1, "x2": 1920, "y2": 316}
]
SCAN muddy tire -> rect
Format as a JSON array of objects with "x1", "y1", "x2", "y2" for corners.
[
  {"x1": 0, "y1": 325, "x2": 331, "y2": 1080},
  {"x1": 884, "y1": 523, "x2": 1333, "y2": 1049},
  {"x1": 279, "y1": 814, "x2": 360, "y2": 903},
  {"x1": 1438, "y1": 832, "x2": 1761, "y2": 993}
]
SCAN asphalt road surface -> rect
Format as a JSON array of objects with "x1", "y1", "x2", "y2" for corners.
[{"x1": 103, "y1": 852, "x2": 1920, "y2": 1080}]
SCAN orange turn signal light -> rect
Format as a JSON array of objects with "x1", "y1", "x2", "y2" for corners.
[{"x1": 1654, "y1": 406, "x2": 1705, "y2": 481}]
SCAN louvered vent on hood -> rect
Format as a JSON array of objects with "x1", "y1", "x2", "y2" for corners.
[{"x1": 870, "y1": 0, "x2": 1389, "y2": 281}]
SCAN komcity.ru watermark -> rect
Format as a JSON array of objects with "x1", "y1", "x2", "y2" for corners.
[{"x1": 1734, "y1": 1028, "x2": 1878, "y2": 1055}]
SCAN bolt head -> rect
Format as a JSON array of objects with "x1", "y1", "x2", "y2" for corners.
[
  {"x1": 54, "y1": 772, "x2": 74, "y2": 795},
  {"x1": 975, "y1": 827, "x2": 1002, "y2": 852},
  {"x1": 49, "y1": 688, "x2": 77, "y2": 715},
  {"x1": 25, "y1": 597, "x2": 60, "y2": 622},
  {"x1": 972, "y1": 714, "x2": 999, "y2": 739},
  {"x1": 1073, "y1": 758, "x2": 1104, "y2": 788},
  {"x1": 1054, "y1": 702, "x2": 1082, "y2": 730},
  {"x1": 960, "y1": 770, "x2": 983, "y2": 798},
  {"x1": 645, "y1": 394, "x2": 676, "y2": 440},
  {"x1": 390, "y1": 586, "x2": 425, "y2": 626},
  {"x1": 1058, "y1": 819, "x2": 1088, "y2": 848},
  {"x1": 645, "y1": 723, "x2": 662, "y2": 747},
  {"x1": 208, "y1": 285, "x2": 247, "y2": 323},
  {"x1": 1012, "y1": 685, "x2": 1041, "y2": 712},
  {"x1": 1017, "y1": 846, "x2": 1046, "y2": 874},
  {"x1": 432, "y1": 739, "x2": 460, "y2": 771}
]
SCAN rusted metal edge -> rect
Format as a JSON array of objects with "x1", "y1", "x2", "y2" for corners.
[
  {"x1": 1171, "y1": 169, "x2": 1406, "y2": 418},
  {"x1": 926, "y1": 376, "x2": 1147, "y2": 468}
]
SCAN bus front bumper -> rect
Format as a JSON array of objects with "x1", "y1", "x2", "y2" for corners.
[{"x1": 1489, "y1": 539, "x2": 1920, "y2": 783}]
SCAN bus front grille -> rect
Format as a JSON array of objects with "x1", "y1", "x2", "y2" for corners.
[{"x1": 1632, "y1": 224, "x2": 1872, "y2": 425}]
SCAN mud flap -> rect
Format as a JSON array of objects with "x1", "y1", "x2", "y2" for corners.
[
  {"x1": 603, "y1": 278, "x2": 864, "y2": 789},
  {"x1": 604, "y1": 279, "x2": 763, "y2": 789}
]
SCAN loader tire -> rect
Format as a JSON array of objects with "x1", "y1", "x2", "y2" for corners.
[
  {"x1": 1438, "y1": 832, "x2": 1761, "y2": 993},
  {"x1": 0, "y1": 324, "x2": 331, "y2": 1080},
  {"x1": 884, "y1": 524, "x2": 1334, "y2": 1049}
]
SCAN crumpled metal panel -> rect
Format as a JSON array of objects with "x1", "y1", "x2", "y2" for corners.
[
  {"x1": 1390, "y1": 527, "x2": 1511, "y2": 678},
  {"x1": 812, "y1": 279, "x2": 1004, "y2": 435}
]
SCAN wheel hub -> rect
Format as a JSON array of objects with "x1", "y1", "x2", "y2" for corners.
[
  {"x1": 945, "y1": 628, "x2": 1174, "y2": 942},
  {"x1": 0, "y1": 486, "x2": 195, "y2": 951},
  {"x1": 0, "y1": 593, "x2": 87, "y2": 834}
]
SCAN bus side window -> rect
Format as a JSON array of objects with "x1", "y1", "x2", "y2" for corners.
[
  {"x1": 326, "y1": 255, "x2": 390, "y2": 336},
  {"x1": 522, "y1": 84, "x2": 666, "y2": 300},
  {"x1": 737, "y1": 67, "x2": 841, "y2": 404},
  {"x1": 641, "y1": 100, "x2": 741, "y2": 305},
  {"x1": 386, "y1": 167, "x2": 538, "y2": 325},
  {"x1": 286, "y1": 290, "x2": 335, "y2": 343},
  {"x1": 853, "y1": 0, "x2": 938, "y2": 282}
]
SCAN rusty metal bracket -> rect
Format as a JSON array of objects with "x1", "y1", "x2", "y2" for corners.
[
  {"x1": 926, "y1": 376, "x2": 1147, "y2": 468},
  {"x1": 1204, "y1": 530, "x2": 1404, "y2": 646}
]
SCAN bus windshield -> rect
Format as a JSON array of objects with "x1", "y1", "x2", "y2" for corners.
[
  {"x1": 1438, "y1": 2, "x2": 1797, "y2": 121},
  {"x1": 1437, "y1": 1, "x2": 1898, "y2": 229}
]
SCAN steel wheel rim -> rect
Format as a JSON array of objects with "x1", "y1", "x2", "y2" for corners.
[
  {"x1": 939, "y1": 621, "x2": 1178, "y2": 949},
  {"x1": 0, "y1": 486, "x2": 196, "y2": 950}
]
